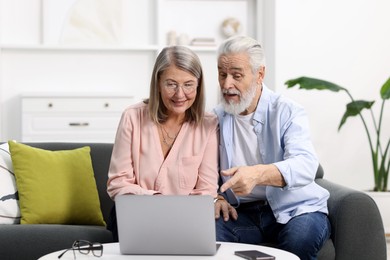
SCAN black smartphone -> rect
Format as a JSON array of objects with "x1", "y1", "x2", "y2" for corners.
[{"x1": 234, "y1": 250, "x2": 275, "y2": 260}]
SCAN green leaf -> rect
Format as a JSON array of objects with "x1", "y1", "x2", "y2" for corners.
[
  {"x1": 285, "y1": 77, "x2": 345, "y2": 92},
  {"x1": 338, "y1": 100, "x2": 375, "y2": 130},
  {"x1": 286, "y1": 74, "x2": 390, "y2": 191},
  {"x1": 378, "y1": 140, "x2": 390, "y2": 191},
  {"x1": 380, "y1": 77, "x2": 390, "y2": 99}
]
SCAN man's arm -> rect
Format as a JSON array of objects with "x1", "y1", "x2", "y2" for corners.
[{"x1": 219, "y1": 164, "x2": 285, "y2": 196}]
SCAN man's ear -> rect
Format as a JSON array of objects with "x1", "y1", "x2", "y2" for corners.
[{"x1": 257, "y1": 66, "x2": 265, "y2": 84}]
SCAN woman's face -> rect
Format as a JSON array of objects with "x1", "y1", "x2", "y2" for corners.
[{"x1": 159, "y1": 65, "x2": 198, "y2": 117}]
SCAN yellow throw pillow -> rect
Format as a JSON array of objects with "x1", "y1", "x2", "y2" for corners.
[{"x1": 8, "y1": 141, "x2": 106, "y2": 226}]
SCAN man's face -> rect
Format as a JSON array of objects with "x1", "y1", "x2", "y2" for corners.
[{"x1": 217, "y1": 53, "x2": 263, "y2": 115}]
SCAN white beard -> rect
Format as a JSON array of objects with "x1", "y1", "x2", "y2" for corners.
[{"x1": 221, "y1": 82, "x2": 258, "y2": 115}]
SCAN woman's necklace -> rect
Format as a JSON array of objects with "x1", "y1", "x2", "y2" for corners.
[
  {"x1": 160, "y1": 125, "x2": 177, "y2": 140},
  {"x1": 159, "y1": 124, "x2": 180, "y2": 148},
  {"x1": 160, "y1": 127, "x2": 173, "y2": 148}
]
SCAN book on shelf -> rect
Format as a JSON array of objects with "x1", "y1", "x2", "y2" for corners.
[{"x1": 190, "y1": 38, "x2": 216, "y2": 46}]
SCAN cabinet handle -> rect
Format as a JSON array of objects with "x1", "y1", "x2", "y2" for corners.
[{"x1": 69, "y1": 122, "x2": 89, "y2": 127}]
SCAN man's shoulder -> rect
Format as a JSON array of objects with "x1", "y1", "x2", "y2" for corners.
[
  {"x1": 264, "y1": 88, "x2": 304, "y2": 113},
  {"x1": 213, "y1": 104, "x2": 224, "y2": 114},
  {"x1": 256, "y1": 87, "x2": 306, "y2": 125},
  {"x1": 213, "y1": 105, "x2": 226, "y2": 119}
]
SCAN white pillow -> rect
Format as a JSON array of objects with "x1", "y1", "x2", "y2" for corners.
[{"x1": 0, "y1": 142, "x2": 20, "y2": 224}]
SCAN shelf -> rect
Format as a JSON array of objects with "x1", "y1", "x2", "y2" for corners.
[
  {"x1": 0, "y1": 44, "x2": 219, "y2": 53},
  {"x1": 21, "y1": 92, "x2": 134, "y2": 98},
  {"x1": 0, "y1": 44, "x2": 160, "y2": 52}
]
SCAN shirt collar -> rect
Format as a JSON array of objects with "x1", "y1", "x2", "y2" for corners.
[{"x1": 252, "y1": 83, "x2": 271, "y2": 125}]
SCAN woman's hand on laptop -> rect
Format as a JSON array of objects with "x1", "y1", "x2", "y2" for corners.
[{"x1": 214, "y1": 195, "x2": 238, "y2": 221}]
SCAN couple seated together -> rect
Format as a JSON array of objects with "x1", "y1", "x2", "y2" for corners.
[{"x1": 106, "y1": 35, "x2": 330, "y2": 260}]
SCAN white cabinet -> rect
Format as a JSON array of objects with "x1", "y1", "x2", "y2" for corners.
[
  {"x1": 0, "y1": 0, "x2": 263, "y2": 141},
  {"x1": 21, "y1": 94, "x2": 134, "y2": 142}
]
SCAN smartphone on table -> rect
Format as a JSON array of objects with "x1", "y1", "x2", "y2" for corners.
[{"x1": 235, "y1": 250, "x2": 275, "y2": 260}]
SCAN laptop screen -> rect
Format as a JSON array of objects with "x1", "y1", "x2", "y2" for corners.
[{"x1": 115, "y1": 195, "x2": 217, "y2": 256}]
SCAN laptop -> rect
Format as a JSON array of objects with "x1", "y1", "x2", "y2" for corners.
[{"x1": 115, "y1": 195, "x2": 218, "y2": 256}]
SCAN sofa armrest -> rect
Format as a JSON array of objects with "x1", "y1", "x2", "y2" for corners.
[{"x1": 316, "y1": 178, "x2": 386, "y2": 260}]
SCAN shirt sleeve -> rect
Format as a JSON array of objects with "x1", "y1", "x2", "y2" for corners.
[
  {"x1": 273, "y1": 103, "x2": 319, "y2": 189},
  {"x1": 107, "y1": 108, "x2": 158, "y2": 200},
  {"x1": 190, "y1": 116, "x2": 219, "y2": 197}
]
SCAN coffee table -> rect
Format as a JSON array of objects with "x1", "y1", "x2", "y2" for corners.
[{"x1": 38, "y1": 242, "x2": 299, "y2": 259}]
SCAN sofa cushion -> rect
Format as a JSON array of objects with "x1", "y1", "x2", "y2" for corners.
[
  {"x1": 8, "y1": 141, "x2": 106, "y2": 226},
  {"x1": 0, "y1": 224, "x2": 113, "y2": 260},
  {"x1": 0, "y1": 143, "x2": 21, "y2": 224}
]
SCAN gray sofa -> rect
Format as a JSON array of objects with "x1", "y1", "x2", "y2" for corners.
[
  {"x1": 315, "y1": 165, "x2": 387, "y2": 260},
  {"x1": 0, "y1": 142, "x2": 387, "y2": 260},
  {"x1": 0, "y1": 143, "x2": 115, "y2": 260}
]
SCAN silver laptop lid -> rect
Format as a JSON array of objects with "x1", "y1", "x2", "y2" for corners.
[{"x1": 115, "y1": 195, "x2": 217, "y2": 256}]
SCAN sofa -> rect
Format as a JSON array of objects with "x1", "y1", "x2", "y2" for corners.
[
  {"x1": 0, "y1": 142, "x2": 115, "y2": 260},
  {"x1": 0, "y1": 142, "x2": 387, "y2": 260},
  {"x1": 315, "y1": 165, "x2": 387, "y2": 260}
]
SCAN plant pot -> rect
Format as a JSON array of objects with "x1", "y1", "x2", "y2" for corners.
[{"x1": 366, "y1": 191, "x2": 390, "y2": 235}]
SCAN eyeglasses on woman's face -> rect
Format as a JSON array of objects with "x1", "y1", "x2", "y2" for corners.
[
  {"x1": 162, "y1": 80, "x2": 198, "y2": 95},
  {"x1": 58, "y1": 240, "x2": 103, "y2": 259}
]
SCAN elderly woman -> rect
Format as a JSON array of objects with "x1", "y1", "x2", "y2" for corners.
[{"x1": 107, "y1": 46, "x2": 219, "y2": 240}]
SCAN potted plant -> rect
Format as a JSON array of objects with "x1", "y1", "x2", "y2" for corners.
[{"x1": 285, "y1": 76, "x2": 390, "y2": 192}]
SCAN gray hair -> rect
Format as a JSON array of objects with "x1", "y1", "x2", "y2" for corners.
[
  {"x1": 147, "y1": 46, "x2": 205, "y2": 124},
  {"x1": 217, "y1": 35, "x2": 266, "y2": 74}
]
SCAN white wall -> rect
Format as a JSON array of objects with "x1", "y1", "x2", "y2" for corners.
[
  {"x1": 1, "y1": 0, "x2": 389, "y2": 191},
  {"x1": 0, "y1": 0, "x2": 260, "y2": 140},
  {"x1": 270, "y1": 0, "x2": 390, "y2": 190}
]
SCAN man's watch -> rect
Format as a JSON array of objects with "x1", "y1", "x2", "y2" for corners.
[{"x1": 213, "y1": 195, "x2": 225, "y2": 203}]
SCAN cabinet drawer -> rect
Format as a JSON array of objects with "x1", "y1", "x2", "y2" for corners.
[
  {"x1": 20, "y1": 95, "x2": 135, "y2": 142},
  {"x1": 23, "y1": 114, "x2": 121, "y2": 131},
  {"x1": 22, "y1": 97, "x2": 133, "y2": 112},
  {"x1": 22, "y1": 114, "x2": 121, "y2": 142}
]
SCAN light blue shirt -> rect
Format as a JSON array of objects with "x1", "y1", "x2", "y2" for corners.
[{"x1": 214, "y1": 85, "x2": 329, "y2": 224}]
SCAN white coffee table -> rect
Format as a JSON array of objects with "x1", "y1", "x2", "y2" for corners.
[{"x1": 38, "y1": 242, "x2": 299, "y2": 259}]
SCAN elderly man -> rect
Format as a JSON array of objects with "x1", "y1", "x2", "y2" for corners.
[{"x1": 213, "y1": 35, "x2": 330, "y2": 260}]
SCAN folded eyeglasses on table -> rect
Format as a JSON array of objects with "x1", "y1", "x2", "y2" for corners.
[{"x1": 58, "y1": 240, "x2": 103, "y2": 259}]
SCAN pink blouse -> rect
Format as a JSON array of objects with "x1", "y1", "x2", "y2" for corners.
[{"x1": 107, "y1": 102, "x2": 219, "y2": 199}]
